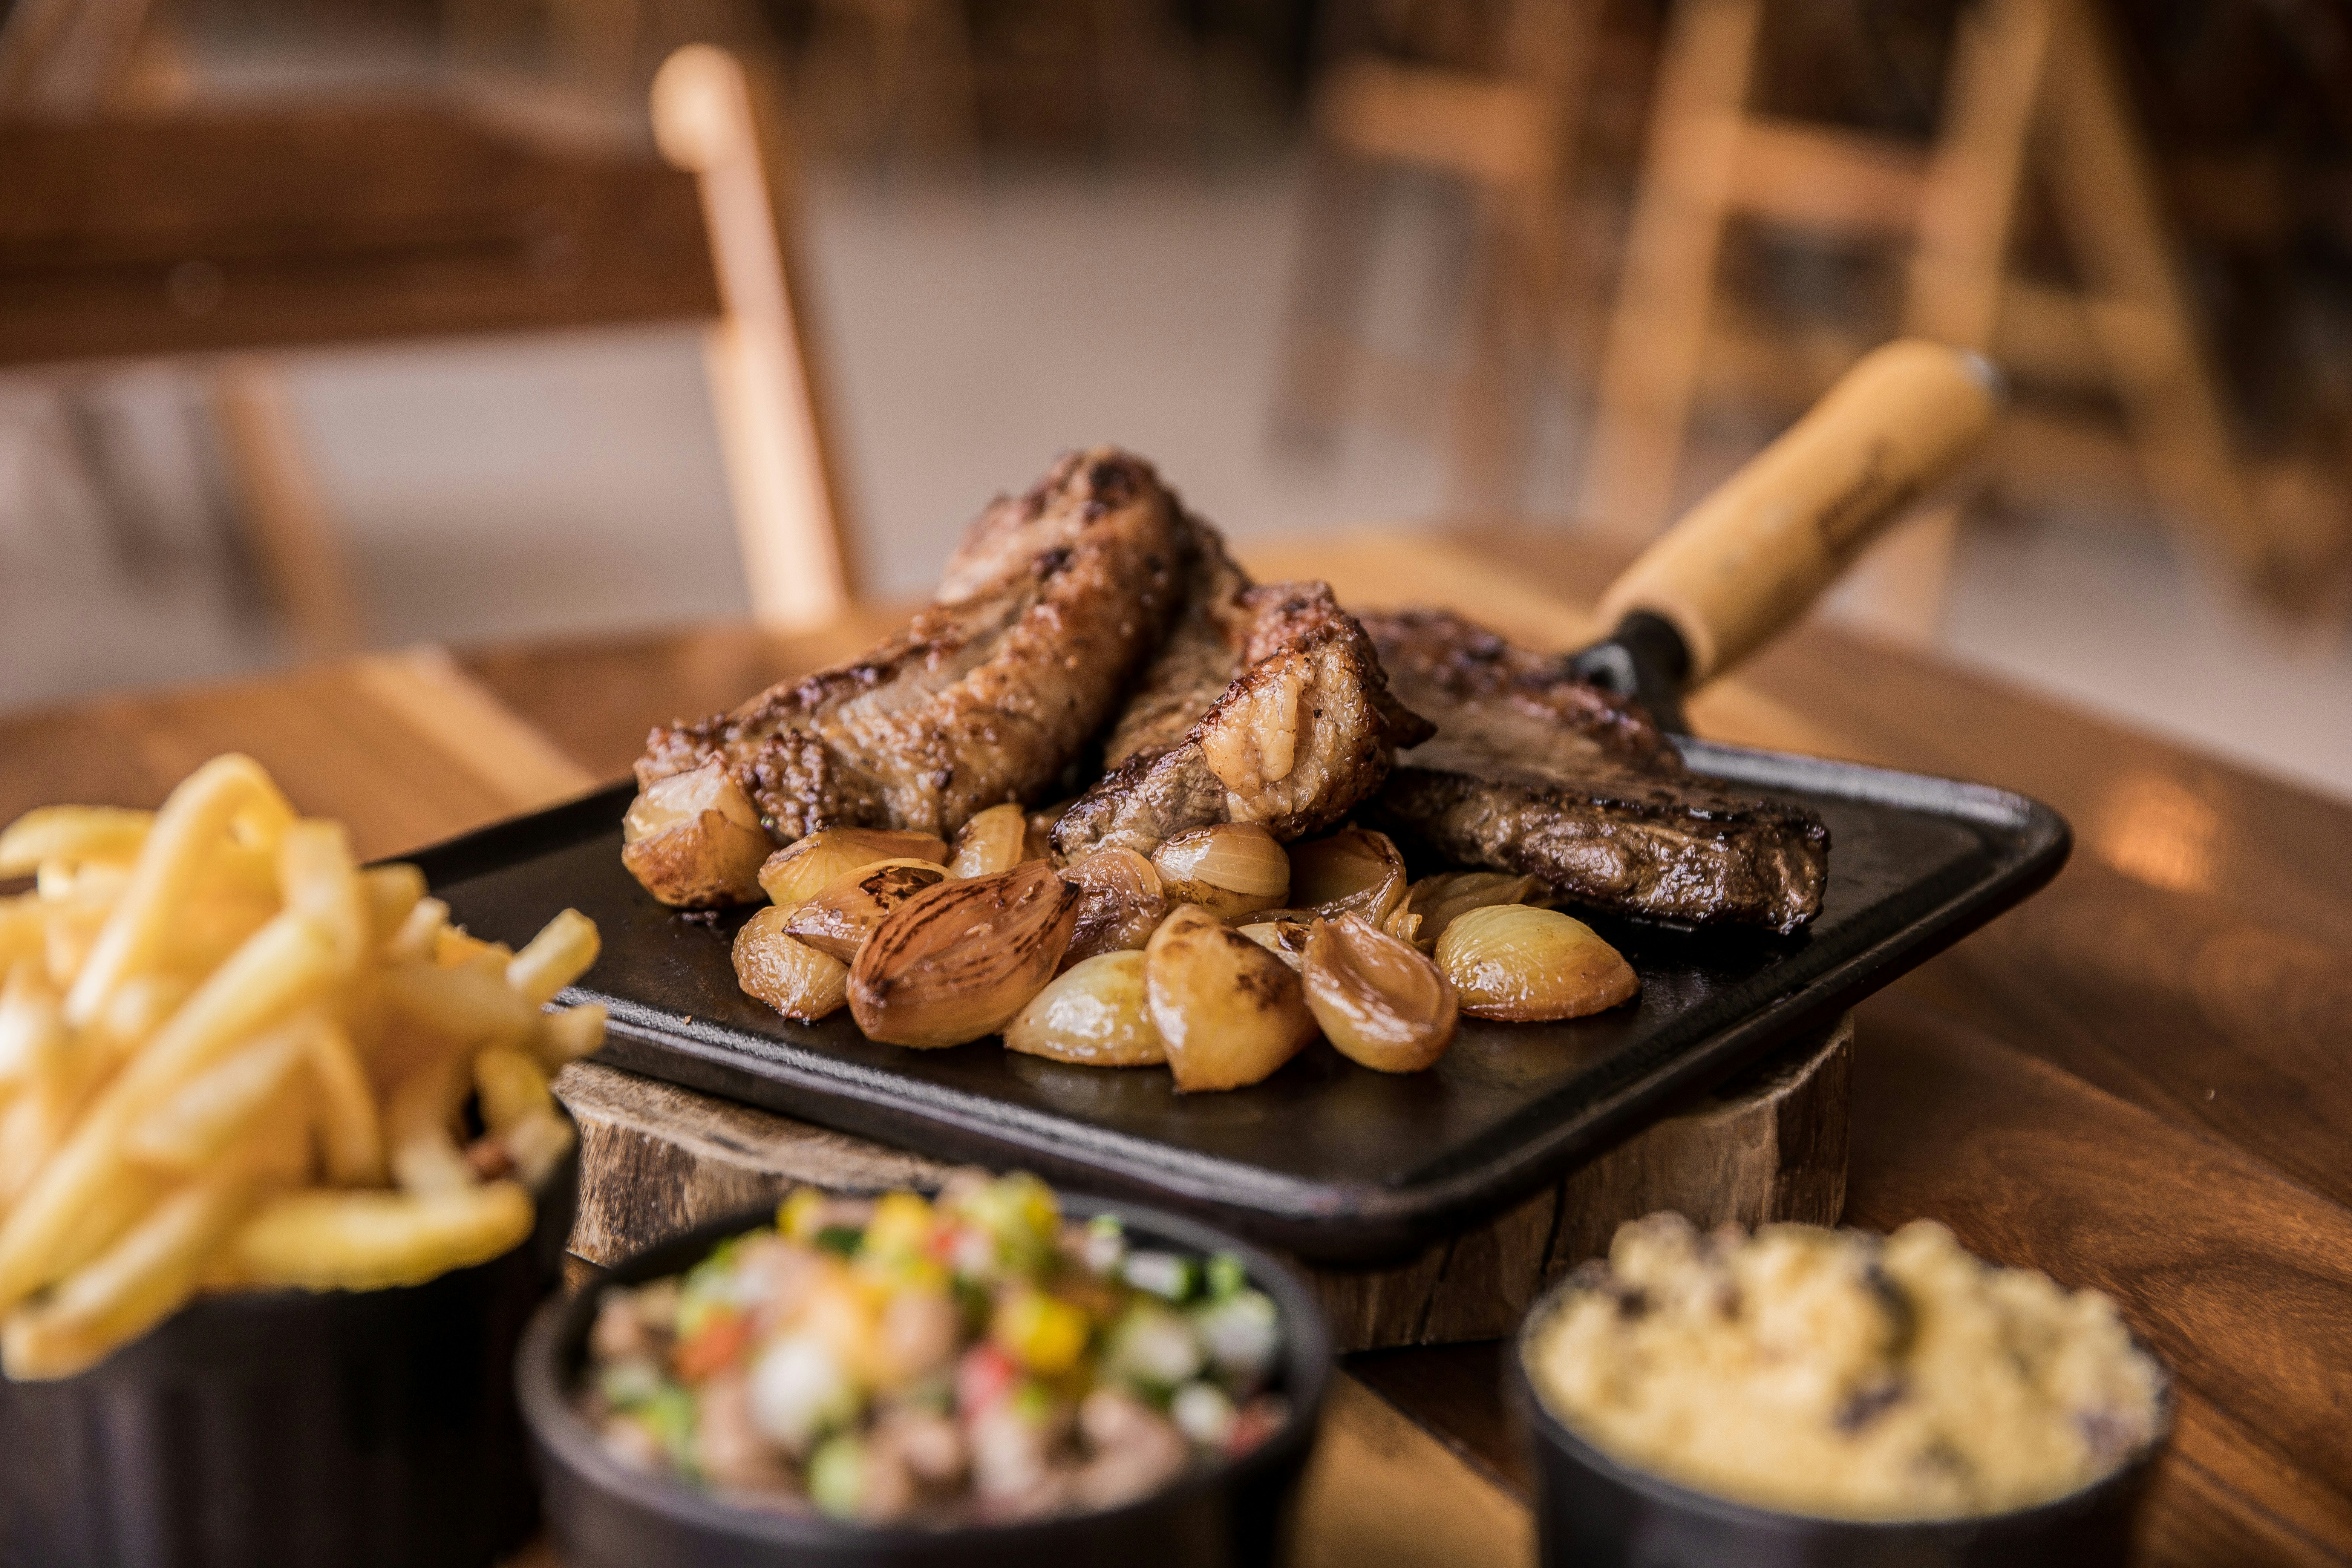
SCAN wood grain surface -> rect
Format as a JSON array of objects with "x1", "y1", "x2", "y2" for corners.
[
  {"x1": 5, "y1": 525, "x2": 2347, "y2": 1564},
  {"x1": 552, "y1": 1015, "x2": 1847, "y2": 1352}
]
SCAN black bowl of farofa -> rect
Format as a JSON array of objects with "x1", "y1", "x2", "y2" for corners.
[
  {"x1": 519, "y1": 1193, "x2": 1332, "y2": 1568},
  {"x1": 0, "y1": 1136, "x2": 577, "y2": 1568},
  {"x1": 1505, "y1": 1269, "x2": 2174, "y2": 1568}
]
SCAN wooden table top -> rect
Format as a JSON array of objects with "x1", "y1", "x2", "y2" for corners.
[{"x1": 4, "y1": 526, "x2": 2347, "y2": 1567}]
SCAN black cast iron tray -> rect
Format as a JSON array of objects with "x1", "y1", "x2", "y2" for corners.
[{"x1": 421, "y1": 740, "x2": 2065, "y2": 1266}]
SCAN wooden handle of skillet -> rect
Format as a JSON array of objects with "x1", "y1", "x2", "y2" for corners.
[{"x1": 1593, "y1": 338, "x2": 2002, "y2": 684}]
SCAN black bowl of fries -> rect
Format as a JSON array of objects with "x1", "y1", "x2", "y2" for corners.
[{"x1": 0, "y1": 756, "x2": 609, "y2": 1568}]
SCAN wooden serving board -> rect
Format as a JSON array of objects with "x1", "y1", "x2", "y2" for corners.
[{"x1": 551, "y1": 1014, "x2": 1850, "y2": 1351}]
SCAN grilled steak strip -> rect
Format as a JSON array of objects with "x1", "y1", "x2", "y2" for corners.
[
  {"x1": 636, "y1": 448, "x2": 1188, "y2": 844},
  {"x1": 1052, "y1": 559, "x2": 1434, "y2": 862},
  {"x1": 1360, "y1": 609, "x2": 1830, "y2": 933}
]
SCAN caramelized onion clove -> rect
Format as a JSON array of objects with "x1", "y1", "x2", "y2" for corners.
[
  {"x1": 1144, "y1": 905, "x2": 1318, "y2": 1091},
  {"x1": 1234, "y1": 919, "x2": 1310, "y2": 972},
  {"x1": 733, "y1": 907, "x2": 852, "y2": 1020},
  {"x1": 1003, "y1": 951, "x2": 1166, "y2": 1066},
  {"x1": 1397, "y1": 871, "x2": 1551, "y2": 951},
  {"x1": 621, "y1": 757, "x2": 773, "y2": 908},
  {"x1": 784, "y1": 860, "x2": 949, "y2": 961},
  {"x1": 947, "y1": 804, "x2": 1029, "y2": 880},
  {"x1": 1059, "y1": 848, "x2": 1168, "y2": 969},
  {"x1": 849, "y1": 863, "x2": 1080, "y2": 1047},
  {"x1": 758, "y1": 828, "x2": 952, "y2": 910},
  {"x1": 1284, "y1": 828, "x2": 1406, "y2": 925},
  {"x1": 1434, "y1": 904, "x2": 1638, "y2": 1020},
  {"x1": 1151, "y1": 824, "x2": 1289, "y2": 922},
  {"x1": 1301, "y1": 914, "x2": 1457, "y2": 1072}
]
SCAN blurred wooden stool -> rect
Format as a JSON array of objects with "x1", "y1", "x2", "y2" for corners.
[
  {"x1": 1272, "y1": 0, "x2": 1600, "y2": 512},
  {"x1": 1579, "y1": 0, "x2": 2277, "y2": 643},
  {"x1": 0, "y1": 39, "x2": 857, "y2": 655}
]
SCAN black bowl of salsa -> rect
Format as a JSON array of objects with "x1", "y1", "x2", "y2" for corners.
[{"x1": 519, "y1": 1187, "x2": 1331, "y2": 1568}]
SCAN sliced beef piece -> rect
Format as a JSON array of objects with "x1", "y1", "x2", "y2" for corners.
[
  {"x1": 1360, "y1": 609, "x2": 1830, "y2": 933},
  {"x1": 636, "y1": 448, "x2": 1188, "y2": 846},
  {"x1": 1051, "y1": 571, "x2": 1434, "y2": 863}
]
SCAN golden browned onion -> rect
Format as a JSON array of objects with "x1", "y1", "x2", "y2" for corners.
[
  {"x1": 758, "y1": 828, "x2": 952, "y2": 910},
  {"x1": 1301, "y1": 914, "x2": 1458, "y2": 1072},
  {"x1": 1234, "y1": 919, "x2": 1309, "y2": 972},
  {"x1": 620, "y1": 757, "x2": 772, "y2": 908},
  {"x1": 1434, "y1": 904, "x2": 1638, "y2": 1021},
  {"x1": 1025, "y1": 801, "x2": 1072, "y2": 864},
  {"x1": 1151, "y1": 824, "x2": 1289, "y2": 922},
  {"x1": 1284, "y1": 828, "x2": 1406, "y2": 925},
  {"x1": 1397, "y1": 871, "x2": 1551, "y2": 951},
  {"x1": 1144, "y1": 905, "x2": 1318, "y2": 1091},
  {"x1": 1003, "y1": 951, "x2": 1166, "y2": 1066},
  {"x1": 732, "y1": 906, "x2": 851, "y2": 1020},
  {"x1": 849, "y1": 863, "x2": 1080, "y2": 1047},
  {"x1": 947, "y1": 804, "x2": 1029, "y2": 880},
  {"x1": 784, "y1": 860, "x2": 948, "y2": 961},
  {"x1": 1060, "y1": 847, "x2": 1168, "y2": 969}
]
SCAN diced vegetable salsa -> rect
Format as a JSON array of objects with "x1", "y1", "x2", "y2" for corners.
[{"x1": 575, "y1": 1172, "x2": 1289, "y2": 1526}]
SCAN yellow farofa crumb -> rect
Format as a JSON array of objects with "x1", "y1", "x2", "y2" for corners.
[{"x1": 1528, "y1": 1215, "x2": 2166, "y2": 1521}]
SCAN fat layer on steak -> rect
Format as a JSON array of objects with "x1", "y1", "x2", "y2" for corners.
[
  {"x1": 1050, "y1": 532, "x2": 1434, "y2": 862},
  {"x1": 1359, "y1": 609, "x2": 1830, "y2": 933},
  {"x1": 636, "y1": 448, "x2": 1188, "y2": 844}
]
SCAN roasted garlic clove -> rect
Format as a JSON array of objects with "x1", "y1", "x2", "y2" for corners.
[
  {"x1": 1434, "y1": 905, "x2": 1638, "y2": 1021},
  {"x1": 621, "y1": 758, "x2": 773, "y2": 908},
  {"x1": 1060, "y1": 848, "x2": 1168, "y2": 969},
  {"x1": 1144, "y1": 905, "x2": 1318, "y2": 1091},
  {"x1": 1285, "y1": 828, "x2": 1406, "y2": 925},
  {"x1": 759, "y1": 828, "x2": 952, "y2": 910},
  {"x1": 1302, "y1": 914, "x2": 1458, "y2": 1072},
  {"x1": 1003, "y1": 951, "x2": 1165, "y2": 1066},
  {"x1": 1398, "y1": 871, "x2": 1551, "y2": 951},
  {"x1": 850, "y1": 864, "x2": 1080, "y2": 1047},
  {"x1": 948, "y1": 804, "x2": 1030, "y2": 880},
  {"x1": 1234, "y1": 919, "x2": 1310, "y2": 972},
  {"x1": 1151, "y1": 825, "x2": 1289, "y2": 922},
  {"x1": 733, "y1": 906, "x2": 852, "y2": 1020},
  {"x1": 1025, "y1": 801, "x2": 1073, "y2": 864},
  {"x1": 784, "y1": 861, "x2": 949, "y2": 961}
]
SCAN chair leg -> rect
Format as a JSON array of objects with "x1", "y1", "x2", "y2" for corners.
[
  {"x1": 1271, "y1": 147, "x2": 1387, "y2": 452},
  {"x1": 1577, "y1": 0, "x2": 1762, "y2": 539},
  {"x1": 210, "y1": 358, "x2": 366, "y2": 657},
  {"x1": 1840, "y1": 0, "x2": 2049, "y2": 648}
]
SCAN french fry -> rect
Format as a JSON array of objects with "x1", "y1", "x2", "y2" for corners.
[
  {"x1": 0, "y1": 964, "x2": 63, "y2": 1090},
  {"x1": 532, "y1": 1002, "x2": 606, "y2": 1069},
  {"x1": 0, "y1": 805, "x2": 154, "y2": 878},
  {"x1": 384, "y1": 1051, "x2": 476, "y2": 1196},
  {"x1": 0, "y1": 755, "x2": 603, "y2": 1368},
  {"x1": 64, "y1": 753, "x2": 293, "y2": 1029},
  {"x1": 1, "y1": 1167, "x2": 262, "y2": 1380},
  {"x1": 473, "y1": 1047, "x2": 575, "y2": 1186},
  {"x1": 384, "y1": 896, "x2": 450, "y2": 963},
  {"x1": 278, "y1": 821, "x2": 368, "y2": 975},
  {"x1": 381, "y1": 960, "x2": 535, "y2": 1050},
  {"x1": 0, "y1": 912, "x2": 334, "y2": 1312},
  {"x1": 228, "y1": 1182, "x2": 534, "y2": 1292},
  {"x1": 0, "y1": 897, "x2": 46, "y2": 968},
  {"x1": 362, "y1": 864, "x2": 427, "y2": 948},
  {"x1": 505, "y1": 909, "x2": 600, "y2": 1008},
  {"x1": 122, "y1": 1015, "x2": 315, "y2": 1173},
  {"x1": 305, "y1": 1020, "x2": 385, "y2": 1188}
]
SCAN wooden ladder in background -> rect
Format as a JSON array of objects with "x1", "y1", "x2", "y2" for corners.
[{"x1": 1579, "y1": 0, "x2": 2275, "y2": 644}]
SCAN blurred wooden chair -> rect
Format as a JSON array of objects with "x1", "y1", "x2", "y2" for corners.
[
  {"x1": 1579, "y1": 0, "x2": 2280, "y2": 641},
  {"x1": 0, "y1": 38, "x2": 858, "y2": 654},
  {"x1": 1272, "y1": 0, "x2": 1600, "y2": 513}
]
